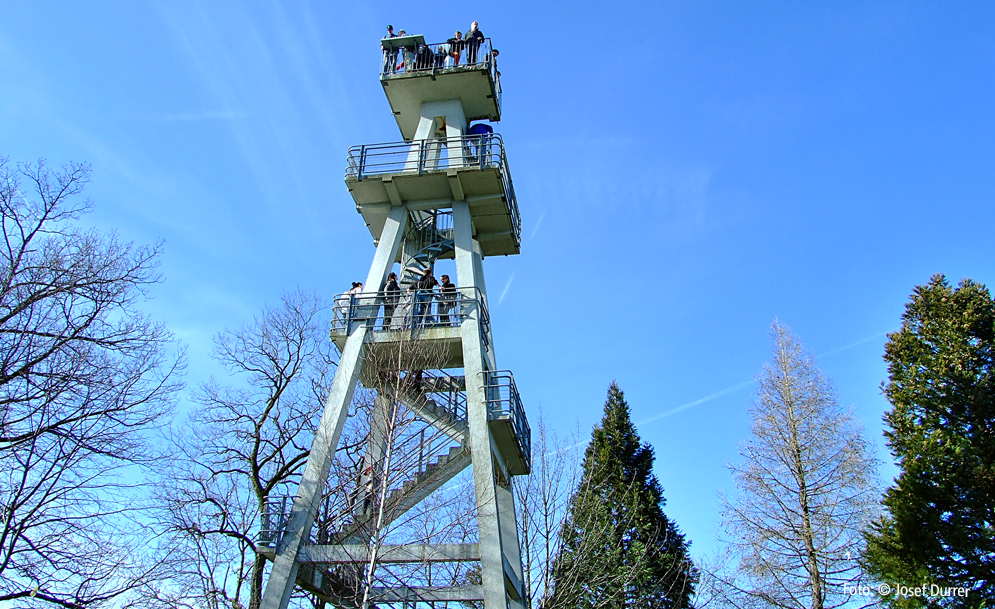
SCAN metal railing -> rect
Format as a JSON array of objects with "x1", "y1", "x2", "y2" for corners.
[
  {"x1": 415, "y1": 368, "x2": 468, "y2": 424},
  {"x1": 347, "y1": 133, "x2": 504, "y2": 177},
  {"x1": 259, "y1": 496, "x2": 291, "y2": 548},
  {"x1": 482, "y1": 370, "x2": 531, "y2": 472},
  {"x1": 417, "y1": 208, "x2": 453, "y2": 236},
  {"x1": 331, "y1": 286, "x2": 491, "y2": 346},
  {"x1": 345, "y1": 135, "x2": 521, "y2": 244},
  {"x1": 381, "y1": 36, "x2": 497, "y2": 79}
]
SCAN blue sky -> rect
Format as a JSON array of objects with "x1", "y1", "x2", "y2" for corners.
[{"x1": 2, "y1": 1, "x2": 993, "y2": 561}]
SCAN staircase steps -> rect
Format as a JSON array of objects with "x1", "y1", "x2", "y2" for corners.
[{"x1": 333, "y1": 445, "x2": 472, "y2": 543}]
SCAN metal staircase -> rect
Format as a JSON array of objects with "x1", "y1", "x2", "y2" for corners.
[
  {"x1": 329, "y1": 444, "x2": 472, "y2": 545},
  {"x1": 399, "y1": 211, "x2": 454, "y2": 287}
]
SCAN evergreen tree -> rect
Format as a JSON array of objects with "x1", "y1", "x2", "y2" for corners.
[
  {"x1": 545, "y1": 382, "x2": 696, "y2": 609},
  {"x1": 863, "y1": 275, "x2": 995, "y2": 608}
]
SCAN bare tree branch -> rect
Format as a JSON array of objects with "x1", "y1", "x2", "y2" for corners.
[{"x1": 0, "y1": 157, "x2": 184, "y2": 608}]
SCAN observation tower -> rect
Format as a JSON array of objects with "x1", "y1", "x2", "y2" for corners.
[{"x1": 260, "y1": 32, "x2": 530, "y2": 609}]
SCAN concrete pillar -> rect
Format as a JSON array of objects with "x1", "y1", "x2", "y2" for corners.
[
  {"x1": 405, "y1": 100, "x2": 468, "y2": 172},
  {"x1": 452, "y1": 199, "x2": 519, "y2": 609},
  {"x1": 260, "y1": 205, "x2": 408, "y2": 609},
  {"x1": 496, "y1": 480, "x2": 526, "y2": 608}
]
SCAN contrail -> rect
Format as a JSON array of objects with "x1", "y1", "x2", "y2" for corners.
[
  {"x1": 530, "y1": 209, "x2": 546, "y2": 239},
  {"x1": 635, "y1": 329, "x2": 893, "y2": 426},
  {"x1": 636, "y1": 379, "x2": 757, "y2": 426},
  {"x1": 815, "y1": 331, "x2": 891, "y2": 359},
  {"x1": 498, "y1": 274, "x2": 514, "y2": 305}
]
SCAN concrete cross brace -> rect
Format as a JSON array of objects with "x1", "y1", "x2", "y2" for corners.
[
  {"x1": 369, "y1": 586, "x2": 484, "y2": 602},
  {"x1": 299, "y1": 543, "x2": 480, "y2": 564}
]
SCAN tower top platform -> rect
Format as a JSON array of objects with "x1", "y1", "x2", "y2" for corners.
[{"x1": 381, "y1": 35, "x2": 502, "y2": 139}]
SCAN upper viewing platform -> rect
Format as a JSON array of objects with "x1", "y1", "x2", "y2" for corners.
[{"x1": 380, "y1": 33, "x2": 502, "y2": 140}]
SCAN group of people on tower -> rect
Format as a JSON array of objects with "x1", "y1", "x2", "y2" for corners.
[
  {"x1": 343, "y1": 268, "x2": 458, "y2": 330},
  {"x1": 382, "y1": 21, "x2": 497, "y2": 74}
]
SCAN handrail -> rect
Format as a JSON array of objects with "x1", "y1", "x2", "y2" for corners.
[
  {"x1": 346, "y1": 134, "x2": 504, "y2": 177},
  {"x1": 482, "y1": 370, "x2": 531, "y2": 472},
  {"x1": 345, "y1": 134, "x2": 521, "y2": 246},
  {"x1": 385, "y1": 368, "x2": 468, "y2": 428},
  {"x1": 380, "y1": 37, "x2": 497, "y2": 82},
  {"x1": 331, "y1": 286, "x2": 491, "y2": 348},
  {"x1": 259, "y1": 496, "x2": 291, "y2": 548}
]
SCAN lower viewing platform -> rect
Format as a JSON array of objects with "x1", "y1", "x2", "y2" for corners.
[
  {"x1": 330, "y1": 287, "x2": 491, "y2": 371},
  {"x1": 345, "y1": 134, "x2": 521, "y2": 257}
]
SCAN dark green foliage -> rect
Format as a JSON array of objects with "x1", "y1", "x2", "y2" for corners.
[
  {"x1": 864, "y1": 274, "x2": 995, "y2": 608},
  {"x1": 545, "y1": 382, "x2": 697, "y2": 609}
]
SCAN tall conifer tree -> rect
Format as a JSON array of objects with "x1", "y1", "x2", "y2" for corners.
[
  {"x1": 545, "y1": 382, "x2": 696, "y2": 609},
  {"x1": 864, "y1": 275, "x2": 995, "y2": 607}
]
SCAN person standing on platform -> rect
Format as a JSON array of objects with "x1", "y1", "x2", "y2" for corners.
[
  {"x1": 344, "y1": 281, "x2": 364, "y2": 326},
  {"x1": 464, "y1": 21, "x2": 484, "y2": 65},
  {"x1": 381, "y1": 272, "x2": 401, "y2": 330},
  {"x1": 397, "y1": 30, "x2": 415, "y2": 72},
  {"x1": 407, "y1": 267, "x2": 439, "y2": 327},
  {"x1": 416, "y1": 43, "x2": 435, "y2": 71},
  {"x1": 439, "y1": 274, "x2": 458, "y2": 326},
  {"x1": 466, "y1": 122, "x2": 494, "y2": 165},
  {"x1": 382, "y1": 25, "x2": 398, "y2": 74},
  {"x1": 446, "y1": 30, "x2": 463, "y2": 67}
]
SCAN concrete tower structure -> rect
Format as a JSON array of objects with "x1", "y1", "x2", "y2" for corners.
[{"x1": 259, "y1": 32, "x2": 530, "y2": 609}]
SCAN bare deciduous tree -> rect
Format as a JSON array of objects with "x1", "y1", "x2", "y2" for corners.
[
  {"x1": 0, "y1": 157, "x2": 184, "y2": 608},
  {"x1": 712, "y1": 322, "x2": 879, "y2": 609},
  {"x1": 158, "y1": 290, "x2": 474, "y2": 609},
  {"x1": 157, "y1": 290, "x2": 338, "y2": 609},
  {"x1": 514, "y1": 413, "x2": 582, "y2": 606}
]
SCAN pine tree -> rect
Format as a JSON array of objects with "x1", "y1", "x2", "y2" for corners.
[
  {"x1": 863, "y1": 275, "x2": 995, "y2": 608},
  {"x1": 544, "y1": 382, "x2": 697, "y2": 609}
]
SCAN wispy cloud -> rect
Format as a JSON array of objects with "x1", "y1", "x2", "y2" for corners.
[
  {"x1": 815, "y1": 331, "x2": 891, "y2": 359},
  {"x1": 498, "y1": 274, "x2": 515, "y2": 305}
]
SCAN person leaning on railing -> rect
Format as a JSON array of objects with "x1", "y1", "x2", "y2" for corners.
[
  {"x1": 466, "y1": 122, "x2": 494, "y2": 165},
  {"x1": 445, "y1": 30, "x2": 463, "y2": 67}
]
